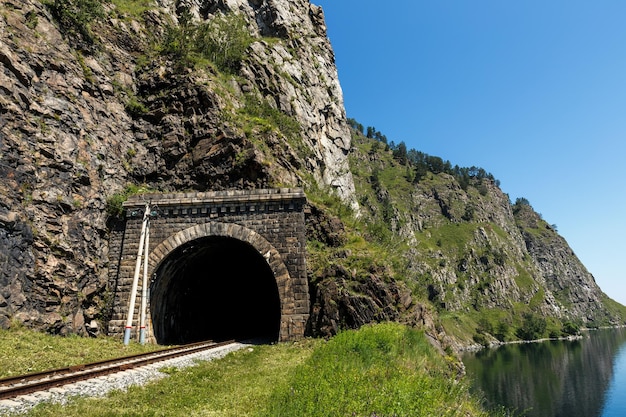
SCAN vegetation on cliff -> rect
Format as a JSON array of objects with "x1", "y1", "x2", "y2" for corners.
[{"x1": 40, "y1": 0, "x2": 623, "y2": 347}]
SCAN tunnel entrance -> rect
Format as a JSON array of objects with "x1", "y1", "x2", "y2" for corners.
[{"x1": 150, "y1": 236, "x2": 281, "y2": 345}]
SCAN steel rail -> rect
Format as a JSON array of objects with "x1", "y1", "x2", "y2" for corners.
[{"x1": 0, "y1": 340, "x2": 235, "y2": 400}]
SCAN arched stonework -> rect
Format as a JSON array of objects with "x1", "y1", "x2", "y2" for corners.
[{"x1": 147, "y1": 221, "x2": 293, "y2": 319}]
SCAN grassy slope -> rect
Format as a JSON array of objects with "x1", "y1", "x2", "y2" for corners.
[
  {"x1": 8, "y1": 324, "x2": 502, "y2": 417},
  {"x1": 347, "y1": 133, "x2": 513, "y2": 343}
]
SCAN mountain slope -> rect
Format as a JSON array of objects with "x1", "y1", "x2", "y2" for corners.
[{"x1": 341, "y1": 131, "x2": 625, "y2": 345}]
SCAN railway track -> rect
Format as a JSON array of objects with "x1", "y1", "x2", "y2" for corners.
[{"x1": 0, "y1": 340, "x2": 235, "y2": 401}]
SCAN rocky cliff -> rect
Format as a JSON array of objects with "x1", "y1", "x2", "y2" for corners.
[
  {"x1": 0, "y1": 0, "x2": 356, "y2": 334},
  {"x1": 0, "y1": 0, "x2": 623, "y2": 343}
]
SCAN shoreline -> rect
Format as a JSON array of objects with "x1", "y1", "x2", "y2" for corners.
[{"x1": 457, "y1": 324, "x2": 626, "y2": 353}]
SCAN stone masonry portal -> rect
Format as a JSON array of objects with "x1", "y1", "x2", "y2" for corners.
[{"x1": 107, "y1": 188, "x2": 309, "y2": 344}]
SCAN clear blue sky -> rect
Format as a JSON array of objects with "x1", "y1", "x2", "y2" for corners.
[{"x1": 314, "y1": 0, "x2": 626, "y2": 306}]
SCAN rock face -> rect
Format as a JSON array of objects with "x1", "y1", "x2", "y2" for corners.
[
  {"x1": 407, "y1": 177, "x2": 561, "y2": 315},
  {"x1": 305, "y1": 204, "x2": 439, "y2": 339},
  {"x1": 0, "y1": 0, "x2": 119, "y2": 333},
  {"x1": 514, "y1": 203, "x2": 609, "y2": 322},
  {"x1": 0, "y1": 0, "x2": 356, "y2": 334},
  {"x1": 162, "y1": 0, "x2": 358, "y2": 206}
]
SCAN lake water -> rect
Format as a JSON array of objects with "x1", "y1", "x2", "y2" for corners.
[{"x1": 462, "y1": 328, "x2": 626, "y2": 417}]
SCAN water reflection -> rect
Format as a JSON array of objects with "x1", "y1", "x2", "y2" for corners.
[
  {"x1": 601, "y1": 342, "x2": 626, "y2": 417},
  {"x1": 462, "y1": 328, "x2": 626, "y2": 417}
]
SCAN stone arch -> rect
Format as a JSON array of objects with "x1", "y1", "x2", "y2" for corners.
[{"x1": 146, "y1": 222, "x2": 292, "y2": 341}]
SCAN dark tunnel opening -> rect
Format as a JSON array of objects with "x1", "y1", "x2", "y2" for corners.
[{"x1": 150, "y1": 236, "x2": 281, "y2": 345}]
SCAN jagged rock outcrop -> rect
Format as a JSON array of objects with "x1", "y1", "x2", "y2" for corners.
[
  {"x1": 0, "y1": 0, "x2": 126, "y2": 333},
  {"x1": 409, "y1": 178, "x2": 561, "y2": 316},
  {"x1": 305, "y1": 254, "x2": 441, "y2": 342},
  {"x1": 305, "y1": 201, "x2": 442, "y2": 342},
  {"x1": 163, "y1": 0, "x2": 358, "y2": 207},
  {"x1": 515, "y1": 203, "x2": 612, "y2": 323}
]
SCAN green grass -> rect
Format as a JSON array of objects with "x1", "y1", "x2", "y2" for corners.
[
  {"x1": 440, "y1": 311, "x2": 483, "y2": 346},
  {"x1": 601, "y1": 294, "x2": 626, "y2": 323},
  {"x1": 513, "y1": 263, "x2": 535, "y2": 292},
  {"x1": 0, "y1": 327, "x2": 160, "y2": 378},
  {"x1": 109, "y1": 0, "x2": 155, "y2": 18},
  {"x1": 264, "y1": 322, "x2": 495, "y2": 416},
  {"x1": 105, "y1": 183, "x2": 158, "y2": 218},
  {"x1": 427, "y1": 222, "x2": 478, "y2": 253},
  {"x1": 24, "y1": 340, "x2": 316, "y2": 417},
  {"x1": 11, "y1": 324, "x2": 504, "y2": 417}
]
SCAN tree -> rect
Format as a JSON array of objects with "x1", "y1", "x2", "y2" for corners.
[
  {"x1": 516, "y1": 313, "x2": 547, "y2": 340},
  {"x1": 350, "y1": 119, "x2": 502, "y2": 188},
  {"x1": 562, "y1": 321, "x2": 580, "y2": 336},
  {"x1": 347, "y1": 118, "x2": 364, "y2": 135},
  {"x1": 392, "y1": 141, "x2": 408, "y2": 165},
  {"x1": 495, "y1": 321, "x2": 510, "y2": 342}
]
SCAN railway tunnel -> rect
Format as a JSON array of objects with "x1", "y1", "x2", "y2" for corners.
[
  {"x1": 110, "y1": 189, "x2": 309, "y2": 344},
  {"x1": 149, "y1": 236, "x2": 281, "y2": 345}
]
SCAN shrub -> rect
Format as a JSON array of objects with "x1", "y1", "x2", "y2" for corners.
[
  {"x1": 495, "y1": 321, "x2": 510, "y2": 342},
  {"x1": 105, "y1": 184, "x2": 155, "y2": 218},
  {"x1": 195, "y1": 13, "x2": 253, "y2": 74},
  {"x1": 562, "y1": 321, "x2": 580, "y2": 336},
  {"x1": 25, "y1": 11, "x2": 38, "y2": 29},
  {"x1": 473, "y1": 332, "x2": 489, "y2": 347},
  {"x1": 125, "y1": 97, "x2": 149, "y2": 116},
  {"x1": 161, "y1": 8, "x2": 196, "y2": 67},
  {"x1": 240, "y1": 94, "x2": 301, "y2": 140},
  {"x1": 162, "y1": 9, "x2": 253, "y2": 74},
  {"x1": 476, "y1": 317, "x2": 494, "y2": 334},
  {"x1": 515, "y1": 313, "x2": 547, "y2": 341},
  {"x1": 45, "y1": 0, "x2": 104, "y2": 46}
]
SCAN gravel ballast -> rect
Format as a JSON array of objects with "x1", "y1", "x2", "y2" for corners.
[{"x1": 0, "y1": 342, "x2": 248, "y2": 416}]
